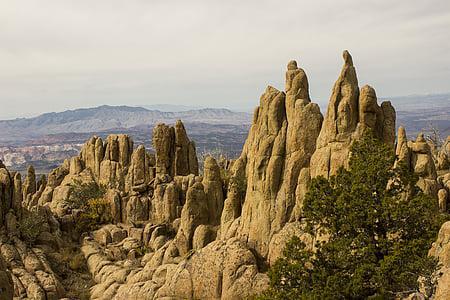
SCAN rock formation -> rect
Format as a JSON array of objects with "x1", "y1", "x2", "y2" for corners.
[
  {"x1": 396, "y1": 128, "x2": 441, "y2": 197},
  {"x1": 236, "y1": 57, "x2": 323, "y2": 257},
  {"x1": 1, "y1": 51, "x2": 449, "y2": 299},
  {"x1": 310, "y1": 51, "x2": 395, "y2": 178},
  {"x1": 437, "y1": 136, "x2": 450, "y2": 171},
  {"x1": 153, "y1": 120, "x2": 198, "y2": 178},
  {"x1": 429, "y1": 221, "x2": 450, "y2": 299},
  {"x1": 0, "y1": 253, "x2": 13, "y2": 300}
]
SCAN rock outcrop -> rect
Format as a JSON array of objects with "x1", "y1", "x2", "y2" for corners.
[
  {"x1": 429, "y1": 221, "x2": 450, "y2": 299},
  {"x1": 396, "y1": 127, "x2": 441, "y2": 197},
  {"x1": 237, "y1": 59, "x2": 323, "y2": 257},
  {"x1": 437, "y1": 136, "x2": 450, "y2": 171},
  {"x1": 153, "y1": 120, "x2": 199, "y2": 178},
  {"x1": 2, "y1": 51, "x2": 448, "y2": 300},
  {"x1": 310, "y1": 51, "x2": 395, "y2": 178},
  {"x1": 0, "y1": 253, "x2": 13, "y2": 300}
]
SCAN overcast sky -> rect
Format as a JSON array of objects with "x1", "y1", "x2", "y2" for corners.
[{"x1": 0, "y1": 0, "x2": 449, "y2": 119}]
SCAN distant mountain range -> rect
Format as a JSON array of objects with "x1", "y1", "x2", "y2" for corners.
[
  {"x1": 1, "y1": 92, "x2": 449, "y2": 144},
  {"x1": 0, "y1": 94, "x2": 448, "y2": 174},
  {"x1": 386, "y1": 93, "x2": 450, "y2": 139},
  {"x1": 0, "y1": 105, "x2": 252, "y2": 143}
]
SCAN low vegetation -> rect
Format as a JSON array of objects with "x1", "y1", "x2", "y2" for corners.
[
  {"x1": 18, "y1": 209, "x2": 47, "y2": 246},
  {"x1": 67, "y1": 180, "x2": 111, "y2": 235},
  {"x1": 261, "y1": 132, "x2": 449, "y2": 299}
]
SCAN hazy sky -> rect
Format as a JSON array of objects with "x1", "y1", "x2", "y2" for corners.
[{"x1": 0, "y1": 0, "x2": 449, "y2": 119}]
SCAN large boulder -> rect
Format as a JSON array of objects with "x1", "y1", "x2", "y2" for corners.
[{"x1": 157, "y1": 238, "x2": 269, "y2": 299}]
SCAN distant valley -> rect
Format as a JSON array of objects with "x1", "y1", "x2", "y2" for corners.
[
  {"x1": 0, "y1": 93, "x2": 449, "y2": 174},
  {"x1": 0, "y1": 106, "x2": 252, "y2": 173}
]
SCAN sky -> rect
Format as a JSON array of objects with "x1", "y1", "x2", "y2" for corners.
[{"x1": 0, "y1": 0, "x2": 449, "y2": 119}]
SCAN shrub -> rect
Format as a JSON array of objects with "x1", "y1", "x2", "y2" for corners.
[
  {"x1": 68, "y1": 180, "x2": 106, "y2": 209},
  {"x1": 18, "y1": 210, "x2": 47, "y2": 246},
  {"x1": 75, "y1": 197, "x2": 112, "y2": 234},
  {"x1": 67, "y1": 180, "x2": 111, "y2": 234}
]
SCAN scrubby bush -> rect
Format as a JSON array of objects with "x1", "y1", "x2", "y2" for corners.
[
  {"x1": 68, "y1": 180, "x2": 106, "y2": 209},
  {"x1": 75, "y1": 197, "x2": 112, "y2": 234},
  {"x1": 18, "y1": 210, "x2": 47, "y2": 246},
  {"x1": 67, "y1": 180, "x2": 111, "y2": 234}
]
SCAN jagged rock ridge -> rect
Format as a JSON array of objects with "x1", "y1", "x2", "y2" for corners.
[{"x1": 0, "y1": 51, "x2": 449, "y2": 299}]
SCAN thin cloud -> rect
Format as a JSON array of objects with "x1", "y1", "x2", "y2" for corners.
[{"x1": 0, "y1": 0, "x2": 449, "y2": 118}]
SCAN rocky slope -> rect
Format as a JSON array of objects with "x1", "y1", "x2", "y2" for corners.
[{"x1": 0, "y1": 51, "x2": 449, "y2": 299}]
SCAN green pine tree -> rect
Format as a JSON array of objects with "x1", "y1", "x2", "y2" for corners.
[{"x1": 261, "y1": 132, "x2": 448, "y2": 300}]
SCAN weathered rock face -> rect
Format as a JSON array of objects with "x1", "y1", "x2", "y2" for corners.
[
  {"x1": 310, "y1": 51, "x2": 395, "y2": 179},
  {"x1": 429, "y1": 221, "x2": 450, "y2": 299},
  {"x1": 0, "y1": 163, "x2": 12, "y2": 225},
  {"x1": 174, "y1": 182, "x2": 209, "y2": 256},
  {"x1": 153, "y1": 121, "x2": 199, "y2": 178},
  {"x1": 81, "y1": 224, "x2": 267, "y2": 300},
  {"x1": 237, "y1": 59, "x2": 323, "y2": 257},
  {"x1": 438, "y1": 189, "x2": 448, "y2": 212},
  {"x1": 125, "y1": 145, "x2": 155, "y2": 193},
  {"x1": 105, "y1": 134, "x2": 134, "y2": 168},
  {"x1": 437, "y1": 137, "x2": 450, "y2": 170},
  {"x1": 12, "y1": 172, "x2": 22, "y2": 217},
  {"x1": 80, "y1": 136, "x2": 105, "y2": 178},
  {"x1": 202, "y1": 156, "x2": 224, "y2": 225},
  {"x1": 153, "y1": 123, "x2": 175, "y2": 176},
  {"x1": 6, "y1": 51, "x2": 449, "y2": 300},
  {"x1": 220, "y1": 158, "x2": 246, "y2": 239},
  {"x1": 157, "y1": 238, "x2": 269, "y2": 300},
  {"x1": 22, "y1": 165, "x2": 36, "y2": 204},
  {"x1": 409, "y1": 133, "x2": 437, "y2": 180},
  {"x1": 174, "y1": 120, "x2": 199, "y2": 177},
  {"x1": 395, "y1": 128, "x2": 441, "y2": 197},
  {"x1": 0, "y1": 163, "x2": 67, "y2": 300},
  {"x1": 0, "y1": 253, "x2": 13, "y2": 300},
  {"x1": 396, "y1": 126, "x2": 411, "y2": 168}
]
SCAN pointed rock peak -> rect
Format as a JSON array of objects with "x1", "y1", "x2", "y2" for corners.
[
  {"x1": 27, "y1": 165, "x2": 35, "y2": 176},
  {"x1": 398, "y1": 126, "x2": 407, "y2": 141},
  {"x1": 343, "y1": 50, "x2": 353, "y2": 66},
  {"x1": 287, "y1": 60, "x2": 298, "y2": 70},
  {"x1": 417, "y1": 132, "x2": 426, "y2": 142},
  {"x1": 360, "y1": 84, "x2": 376, "y2": 96},
  {"x1": 265, "y1": 85, "x2": 282, "y2": 94},
  {"x1": 203, "y1": 156, "x2": 220, "y2": 181},
  {"x1": 175, "y1": 119, "x2": 185, "y2": 128}
]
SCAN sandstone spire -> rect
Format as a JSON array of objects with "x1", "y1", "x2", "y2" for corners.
[
  {"x1": 0, "y1": 163, "x2": 12, "y2": 225},
  {"x1": 153, "y1": 120, "x2": 199, "y2": 178},
  {"x1": 238, "y1": 58, "x2": 323, "y2": 257},
  {"x1": 202, "y1": 156, "x2": 224, "y2": 225},
  {"x1": 310, "y1": 51, "x2": 396, "y2": 178},
  {"x1": 22, "y1": 165, "x2": 36, "y2": 201},
  {"x1": 80, "y1": 136, "x2": 104, "y2": 177}
]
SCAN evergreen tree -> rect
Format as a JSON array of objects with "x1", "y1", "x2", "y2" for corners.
[{"x1": 261, "y1": 132, "x2": 448, "y2": 299}]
